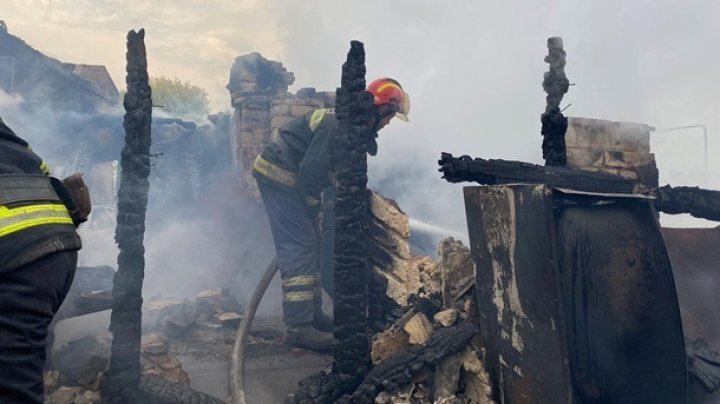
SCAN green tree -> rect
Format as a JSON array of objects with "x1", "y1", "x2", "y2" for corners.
[{"x1": 149, "y1": 76, "x2": 210, "y2": 120}]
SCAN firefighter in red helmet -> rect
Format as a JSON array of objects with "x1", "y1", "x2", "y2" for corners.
[{"x1": 253, "y1": 78, "x2": 409, "y2": 351}]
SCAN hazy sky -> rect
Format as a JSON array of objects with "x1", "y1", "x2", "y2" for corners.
[{"x1": 3, "y1": 0, "x2": 719, "y2": 229}]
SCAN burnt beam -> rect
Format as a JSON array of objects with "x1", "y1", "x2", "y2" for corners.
[
  {"x1": 336, "y1": 322, "x2": 479, "y2": 404},
  {"x1": 542, "y1": 36, "x2": 570, "y2": 167},
  {"x1": 332, "y1": 40, "x2": 372, "y2": 399},
  {"x1": 438, "y1": 153, "x2": 720, "y2": 222},
  {"x1": 103, "y1": 29, "x2": 153, "y2": 403},
  {"x1": 654, "y1": 185, "x2": 720, "y2": 222},
  {"x1": 438, "y1": 152, "x2": 635, "y2": 193}
]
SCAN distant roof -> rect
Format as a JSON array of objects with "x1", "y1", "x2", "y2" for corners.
[
  {"x1": 70, "y1": 64, "x2": 119, "y2": 104},
  {"x1": 0, "y1": 29, "x2": 119, "y2": 112}
]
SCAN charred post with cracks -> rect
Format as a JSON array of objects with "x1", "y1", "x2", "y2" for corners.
[
  {"x1": 102, "y1": 29, "x2": 152, "y2": 403},
  {"x1": 541, "y1": 36, "x2": 570, "y2": 166},
  {"x1": 332, "y1": 40, "x2": 372, "y2": 399}
]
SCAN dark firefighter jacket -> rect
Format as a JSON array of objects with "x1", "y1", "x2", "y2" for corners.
[
  {"x1": 252, "y1": 108, "x2": 378, "y2": 208},
  {"x1": 0, "y1": 119, "x2": 81, "y2": 272}
]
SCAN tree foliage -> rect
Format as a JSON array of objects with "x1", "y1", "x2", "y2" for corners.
[{"x1": 149, "y1": 76, "x2": 209, "y2": 120}]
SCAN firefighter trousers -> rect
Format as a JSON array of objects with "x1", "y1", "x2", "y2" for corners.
[
  {"x1": 0, "y1": 250, "x2": 77, "y2": 404},
  {"x1": 258, "y1": 181, "x2": 322, "y2": 325},
  {"x1": 258, "y1": 181, "x2": 322, "y2": 324}
]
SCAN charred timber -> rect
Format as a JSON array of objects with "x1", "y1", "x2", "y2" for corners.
[
  {"x1": 438, "y1": 153, "x2": 635, "y2": 193},
  {"x1": 541, "y1": 37, "x2": 570, "y2": 166},
  {"x1": 439, "y1": 153, "x2": 720, "y2": 222},
  {"x1": 336, "y1": 322, "x2": 479, "y2": 404},
  {"x1": 103, "y1": 29, "x2": 152, "y2": 403},
  {"x1": 654, "y1": 185, "x2": 720, "y2": 222},
  {"x1": 331, "y1": 40, "x2": 372, "y2": 398}
]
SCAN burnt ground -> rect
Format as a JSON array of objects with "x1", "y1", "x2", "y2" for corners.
[
  {"x1": 53, "y1": 312, "x2": 330, "y2": 403},
  {"x1": 164, "y1": 317, "x2": 292, "y2": 361}
]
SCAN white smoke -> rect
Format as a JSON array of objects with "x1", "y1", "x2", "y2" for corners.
[{"x1": 0, "y1": 88, "x2": 22, "y2": 109}]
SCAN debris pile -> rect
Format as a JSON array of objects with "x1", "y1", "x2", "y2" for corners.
[
  {"x1": 361, "y1": 237, "x2": 492, "y2": 404},
  {"x1": 45, "y1": 287, "x2": 258, "y2": 403},
  {"x1": 291, "y1": 188, "x2": 494, "y2": 403}
]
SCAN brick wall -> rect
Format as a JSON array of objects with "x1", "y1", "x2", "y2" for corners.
[
  {"x1": 565, "y1": 117, "x2": 659, "y2": 191},
  {"x1": 227, "y1": 53, "x2": 335, "y2": 197}
]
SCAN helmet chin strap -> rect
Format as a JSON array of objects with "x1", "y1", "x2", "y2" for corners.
[{"x1": 367, "y1": 104, "x2": 383, "y2": 132}]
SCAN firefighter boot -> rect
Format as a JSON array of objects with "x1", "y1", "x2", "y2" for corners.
[{"x1": 284, "y1": 323, "x2": 332, "y2": 351}]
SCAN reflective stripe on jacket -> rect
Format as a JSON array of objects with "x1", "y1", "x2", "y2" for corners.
[
  {"x1": 252, "y1": 108, "x2": 332, "y2": 191},
  {"x1": 0, "y1": 119, "x2": 81, "y2": 272},
  {"x1": 0, "y1": 203, "x2": 74, "y2": 238},
  {"x1": 253, "y1": 154, "x2": 297, "y2": 187}
]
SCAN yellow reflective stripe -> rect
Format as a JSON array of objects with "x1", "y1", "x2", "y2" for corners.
[
  {"x1": 25, "y1": 144, "x2": 50, "y2": 174},
  {"x1": 308, "y1": 108, "x2": 329, "y2": 132},
  {"x1": 375, "y1": 82, "x2": 402, "y2": 94},
  {"x1": 284, "y1": 291, "x2": 315, "y2": 301},
  {"x1": 283, "y1": 275, "x2": 316, "y2": 287},
  {"x1": 0, "y1": 204, "x2": 73, "y2": 237},
  {"x1": 253, "y1": 155, "x2": 296, "y2": 187}
]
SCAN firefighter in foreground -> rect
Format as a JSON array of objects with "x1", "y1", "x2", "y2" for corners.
[
  {"x1": 252, "y1": 78, "x2": 410, "y2": 351},
  {"x1": 0, "y1": 117, "x2": 89, "y2": 403}
]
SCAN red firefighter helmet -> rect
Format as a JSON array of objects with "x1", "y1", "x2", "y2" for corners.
[{"x1": 367, "y1": 77, "x2": 410, "y2": 122}]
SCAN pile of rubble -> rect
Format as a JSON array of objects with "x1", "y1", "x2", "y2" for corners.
[
  {"x1": 45, "y1": 287, "x2": 271, "y2": 403},
  {"x1": 371, "y1": 194, "x2": 492, "y2": 403},
  {"x1": 290, "y1": 193, "x2": 494, "y2": 403}
]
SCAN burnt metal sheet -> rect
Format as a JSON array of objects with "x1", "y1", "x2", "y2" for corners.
[
  {"x1": 554, "y1": 187, "x2": 655, "y2": 200},
  {"x1": 464, "y1": 185, "x2": 573, "y2": 404},
  {"x1": 556, "y1": 193, "x2": 687, "y2": 403}
]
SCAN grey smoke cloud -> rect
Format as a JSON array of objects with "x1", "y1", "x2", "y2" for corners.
[{"x1": 3, "y1": 0, "x2": 718, "y2": 235}]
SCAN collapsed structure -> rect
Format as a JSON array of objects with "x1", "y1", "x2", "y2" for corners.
[{"x1": 2, "y1": 24, "x2": 715, "y2": 403}]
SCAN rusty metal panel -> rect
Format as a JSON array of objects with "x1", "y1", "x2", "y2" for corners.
[
  {"x1": 556, "y1": 193, "x2": 687, "y2": 403},
  {"x1": 464, "y1": 185, "x2": 573, "y2": 404}
]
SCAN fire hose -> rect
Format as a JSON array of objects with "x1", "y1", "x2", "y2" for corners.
[
  {"x1": 229, "y1": 187, "x2": 335, "y2": 403},
  {"x1": 229, "y1": 257, "x2": 278, "y2": 404}
]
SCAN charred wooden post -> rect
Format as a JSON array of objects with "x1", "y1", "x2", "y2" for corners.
[
  {"x1": 542, "y1": 37, "x2": 570, "y2": 166},
  {"x1": 332, "y1": 40, "x2": 372, "y2": 399},
  {"x1": 103, "y1": 29, "x2": 152, "y2": 403}
]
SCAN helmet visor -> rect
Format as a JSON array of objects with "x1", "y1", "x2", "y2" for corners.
[{"x1": 394, "y1": 92, "x2": 410, "y2": 122}]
